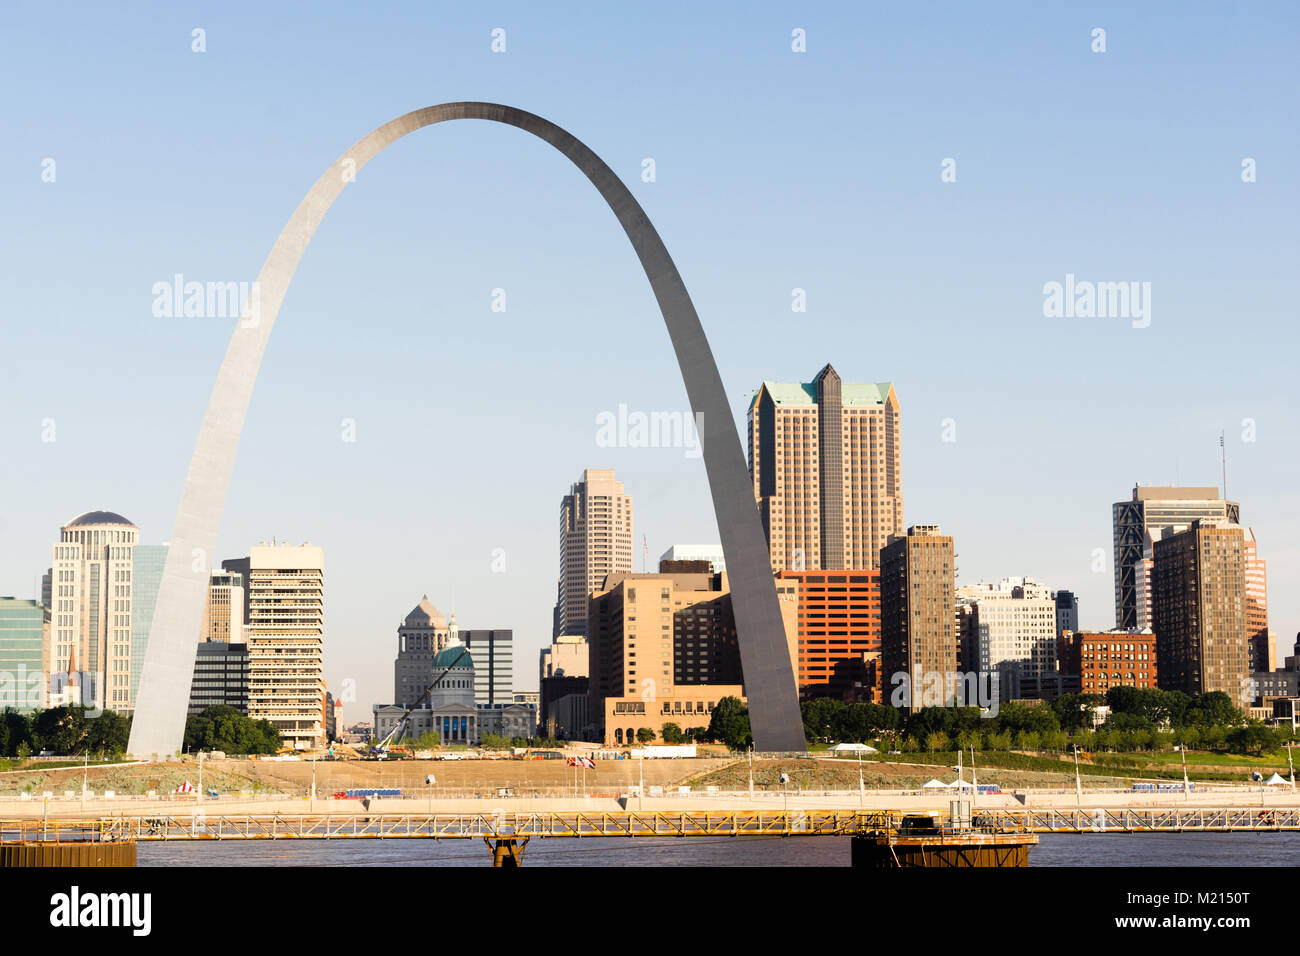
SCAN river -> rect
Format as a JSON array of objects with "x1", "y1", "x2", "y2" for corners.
[{"x1": 136, "y1": 832, "x2": 1300, "y2": 867}]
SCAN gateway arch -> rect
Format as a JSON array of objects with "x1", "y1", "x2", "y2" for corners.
[{"x1": 127, "y1": 103, "x2": 805, "y2": 757}]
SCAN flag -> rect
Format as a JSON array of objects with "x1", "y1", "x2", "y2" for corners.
[{"x1": 578, "y1": 756, "x2": 596, "y2": 769}]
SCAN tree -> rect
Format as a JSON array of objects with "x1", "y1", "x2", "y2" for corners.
[
  {"x1": 707, "y1": 697, "x2": 752, "y2": 751},
  {"x1": 1226, "y1": 721, "x2": 1278, "y2": 756},
  {"x1": 636, "y1": 727, "x2": 657, "y2": 743},
  {"x1": 84, "y1": 711, "x2": 131, "y2": 755},
  {"x1": 924, "y1": 731, "x2": 949, "y2": 753},
  {"x1": 183, "y1": 706, "x2": 281, "y2": 755},
  {"x1": 32, "y1": 706, "x2": 88, "y2": 754},
  {"x1": 801, "y1": 698, "x2": 843, "y2": 743},
  {"x1": 0, "y1": 709, "x2": 32, "y2": 758},
  {"x1": 661, "y1": 722, "x2": 685, "y2": 744},
  {"x1": 1184, "y1": 692, "x2": 1243, "y2": 729},
  {"x1": 684, "y1": 726, "x2": 710, "y2": 743}
]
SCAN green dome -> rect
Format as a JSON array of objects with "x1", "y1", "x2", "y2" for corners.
[{"x1": 433, "y1": 644, "x2": 473, "y2": 669}]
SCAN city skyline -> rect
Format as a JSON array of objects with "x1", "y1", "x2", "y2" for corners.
[{"x1": 2, "y1": 4, "x2": 1296, "y2": 728}]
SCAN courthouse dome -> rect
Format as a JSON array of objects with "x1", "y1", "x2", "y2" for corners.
[{"x1": 433, "y1": 644, "x2": 473, "y2": 670}]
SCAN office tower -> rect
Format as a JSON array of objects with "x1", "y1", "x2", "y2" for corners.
[
  {"x1": 955, "y1": 578, "x2": 1059, "y2": 682},
  {"x1": 0, "y1": 598, "x2": 48, "y2": 711},
  {"x1": 748, "y1": 364, "x2": 902, "y2": 572},
  {"x1": 1112, "y1": 485, "x2": 1239, "y2": 630},
  {"x1": 130, "y1": 543, "x2": 168, "y2": 706},
  {"x1": 880, "y1": 525, "x2": 956, "y2": 711},
  {"x1": 392, "y1": 595, "x2": 452, "y2": 708},
  {"x1": 240, "y1": 543, "x2": 325, "y2": 750},
  {"x1": 40, "y1": 570, "x2": 51, "y2": 610},
  {"x1": 1152, "y1": 520, "x2": 1249, "y2": 707},
  {"x1": 554, "y1": 469, "x2": 633, "y2": 637},
  {"x1": 187, "y1": 641, "x2": 250, "y2": 714},
  {"x1": 1060, "y1": 630, "x2": 1158, "y2": 696},
  {"x1": 459, "y1": 629, "x2": 513, "y2": 706},
  {"x1": 1053, "y1": 590, "x2": 1079, "y2": 640},
  {"x1": 200, "y1": 571, "x2": 245, "y2": 644},
  {"x1": 48, "y1": 511, "x2": 139, "y2": 710},
  {"x1": 659, "y1": 544, "x2": 727, "y2": 573},
  {"x1": 776, "y1": 569, "x2": 881, "y2": 701},
  {"x1": 1243, "y1": 529, "x2": 1272, "y2": 672},
  {"x1": 540, "y1": 635, "x2": 589, "y2": 738},
  {"x1": 587, "y1": 564, "x2": 797, "y2": 745}
]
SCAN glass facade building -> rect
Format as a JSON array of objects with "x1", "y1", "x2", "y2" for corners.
[
  {"x1": 0, "y1": 598, "x2": 47, "y2": 711},
  {"x1": 130, "y1": 544, "x2": 169, "y2": 706}
]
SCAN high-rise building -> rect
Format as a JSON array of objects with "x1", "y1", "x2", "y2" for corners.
[
  {"x1": 776, "y1": 569, "x2": 881, "y2": 701},
  {"x1": 1243, "y1": 529, "x2": 1273, "y2": 672},
  {"x1": 238, "y1": 543, "x2": 325, "y2": 750},
  {"x1": 955, "y1": 578, "x2": 1059, "y2": 683},
  {"x1": 48, "y1": 511, "x2": 140, "y2": 711},
  {"x1": 658, "y1": 544, "x2": 726, "y2": 573},
  {"x1": 392, "y1": 595, "x2": 452, "y2": 709},
  {"x1": 459, "y1": 629, "x2": 513, "y2": 706},
  {"x1": 130, "y1": 543, "x2": 168, "y2": 707},
  {"x1": 187, "y1": 641, "x2": 249, "y2": 714},
  {"x1": 587, "y1": 565, "x2": 797, "y2": 745},
  {"x1": 200, "y1": 571, "x2": 245, "y2": 645},
  {"x1": 539, "y1": 635, "x2": 589, "y2": 738},
  {"x1": 748, "y1": 364, "x2": 902, "y2": 572},
  {"x1": 881, "y1": 525, "x2": 956, "y2": 711},
  {"x1": 1152, "y1": 520, "x2": 1250, "y2": 707},
  {"x1": 1113, "y1": 485, "x2": 1239, "y2": 630},
  {"x1": 554, "y1": 469, "x2": 634, "y2": 638},
  {"x1": 0, "y1": 598, "x2": 49, "y2": 711},
  {"x1": 1053, "y1": 590, "x2": 1079, "y2": 640},
  {"x1": 40, "y1": 570, "x2": 51, "y2": 610}
]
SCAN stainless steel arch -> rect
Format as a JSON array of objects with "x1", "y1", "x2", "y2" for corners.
[{"x1": 127, "y1": 103, "x2": 805, "y2": 757}]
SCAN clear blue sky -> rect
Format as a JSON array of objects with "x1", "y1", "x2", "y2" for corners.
[{"x1": 2, "y1": 2, "x2": 1296, "y2": 724}]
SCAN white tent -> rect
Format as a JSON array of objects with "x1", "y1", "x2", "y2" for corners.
[
  {"x1": 1264, "y1": 773, "x2": 1290, "y2": 786},
  {"x1": 950, "y1": 779, "x2": 975, "y2": 789},
  {"x1": 828, "y1": 743, "x2": 878, "y2": 752},
  {"x1": 922, "y1": 779, "x2": 951, "y2": 789}
]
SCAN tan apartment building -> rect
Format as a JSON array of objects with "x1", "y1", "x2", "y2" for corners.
[
  {"x1": 1152, "y1": 520, "x2": 1250, "y2": 708},
  {"x1": 587, "y1": 563, "x2": 797, "y2": 745},
  {"x1": 748, "y1": 364, "x2": 902, "y2": 573},
  {"x1": 48, "y1": 511, "x2": 140, "y2": 711},
  {"x1": 1243, "y1": 528, "x2": 1273, "y2": 671},
  {"x1": 881, "y1": 525, "x2": 956, "y2": 712},
  {"x1": 554, "y1": 469, "x2": 634, "y2": 638},
  {"x1": 199, "y1": 571, "x2": 245, "y2": 644},
  {"x1": 233, "y1": 544, "x2": 325, "y2": 750}
]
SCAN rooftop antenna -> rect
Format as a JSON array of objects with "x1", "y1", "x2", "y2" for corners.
[{"x1": 1220, "y1": 430, "x2": 1228, "y2": 500}]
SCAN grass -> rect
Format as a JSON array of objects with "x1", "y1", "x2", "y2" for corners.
[{"x1": 855, "y1": 749, "x2": 1291, "y2": 784}]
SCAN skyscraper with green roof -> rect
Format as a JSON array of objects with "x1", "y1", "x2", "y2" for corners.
[{"x1": 748, "y1": 364, "x2": 902, "y2": 572}]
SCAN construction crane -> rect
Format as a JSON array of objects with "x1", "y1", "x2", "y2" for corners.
[{"x1": 370, "y1": 647, "x2": 472, "y2": 759}]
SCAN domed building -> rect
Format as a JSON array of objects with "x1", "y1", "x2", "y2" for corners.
[
  {"x1": 48, "y1": 510, "x2": 141, "y2": 711},
  {"x1": 374, "y1": 637, "x2": 479, "y2": 745}
]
